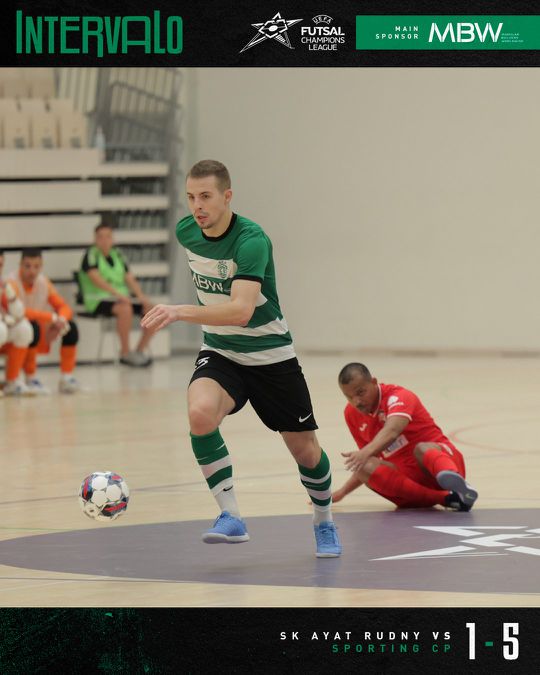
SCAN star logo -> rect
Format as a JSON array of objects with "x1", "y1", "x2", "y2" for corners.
[
  {"x1": 240, "y1": 12, "x2": 302, "y2": 53},
  {"x1": 372, "y1": 525, "x2": 540, "y2": 560}
]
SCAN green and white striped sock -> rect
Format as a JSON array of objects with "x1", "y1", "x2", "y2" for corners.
[
  {"x1": 298, "y1": 449, "x2": 333, "y2": 525},
  {"x1": 191, "y1": 429, "x2": 241, "y2": 517}
]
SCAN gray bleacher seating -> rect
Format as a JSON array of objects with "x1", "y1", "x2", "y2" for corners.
[
  {"x1": 24, "y1": 68, "x2": 56, "y2": 99},
  {"x1": 47, "y1": 98, "x2": 76, "y2": 114},
  {"x1": 2, "y1": 111, "x2": 30, "y2": 148},
  {"x1": 0, "y1": 67, "x2": 172, "y2": 362},
  {"x1": 0, "y1": 68, "x2": 29, "y2": 98},
  {"x1": 57, "y1": 110, "x2": 88, "y2": 148},
  {"x1": 0, "y1": 68, "x2": 55, "y2": 100},
  {"x1": 30, "y1": 111, "x2": 58, "y2": 148},
  {"x1": 72, "y1": 270, "x2": 118, "y2": 364}
]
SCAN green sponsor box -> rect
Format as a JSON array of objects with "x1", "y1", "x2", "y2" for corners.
[{"x1": 356, "y1": 15, "x2": 540, "y2": 50}]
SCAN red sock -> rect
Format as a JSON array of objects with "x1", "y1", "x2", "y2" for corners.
[
  {"x1": 367, "y1": 464, "x2": 447, "y2": 508},
  {"x1": 422, "y1": 448, "x2": 460, "y2": 478}
]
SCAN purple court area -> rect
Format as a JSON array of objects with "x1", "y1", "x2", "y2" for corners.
[{"x1": 1, "y1": 509, "x2": 539, "y2": 593}]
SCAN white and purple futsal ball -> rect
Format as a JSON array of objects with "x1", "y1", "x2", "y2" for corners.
[{"x1": 78, "y1": 471, "x2": 130, "y2": 522}]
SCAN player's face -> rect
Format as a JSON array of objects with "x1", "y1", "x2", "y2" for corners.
[
  {"x1": 95, "y1": 227, "x2": 114, "y2": 254},
  {"x1": 20, "y1": 256, "x2": 43, "y2": 286},
  {"x1": 186, "y1": 175, "x2": 232, "y2": 232},
  {"x1": 340, "y1": 374, "x2": 379, "y2": 414}
]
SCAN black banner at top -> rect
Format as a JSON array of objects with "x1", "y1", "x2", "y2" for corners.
[{"x1": 2, "y1": 0, "x2": 540, "y2": 66}]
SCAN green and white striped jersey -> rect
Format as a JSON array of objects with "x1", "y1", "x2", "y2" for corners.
[{"x1": 176, "y1": 213, "x2": 295, "y2": 365}]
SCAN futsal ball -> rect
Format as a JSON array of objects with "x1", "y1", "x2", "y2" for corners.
[{"x1": 78, "y1": 471, "x2": 130, "y2": 522}]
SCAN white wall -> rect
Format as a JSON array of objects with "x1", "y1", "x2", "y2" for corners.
[
  {"x1": 168, "y1": 68, "x2": 202, "y2": 351},
  {"x1": 174, "y1": 68, "x2": 540, "y2": 352}
]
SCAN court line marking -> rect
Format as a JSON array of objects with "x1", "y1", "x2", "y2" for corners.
[
  {"x1": 1, "y1": 576, "x2": 539, "y2": 597},
  {"x1": 0, "y1": 473, "x2": 305, "y2": 507},
  {"x1": 449, "y1": 418, "x2": 540, "y2": 454}
]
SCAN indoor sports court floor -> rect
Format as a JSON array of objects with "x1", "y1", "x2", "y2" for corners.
[{"x1": 0, "y1": 352, "x2": 539, "y2": 607}]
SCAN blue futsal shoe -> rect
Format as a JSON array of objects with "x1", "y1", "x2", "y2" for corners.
[
  {"x1": 314, "y1": 521, "x2": 342, "y2": 558},
  {"x1": 202, "y1": 511, "x2": 250, "y2": 544}
]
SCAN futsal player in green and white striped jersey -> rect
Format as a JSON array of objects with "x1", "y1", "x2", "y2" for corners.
[{"x1": 141, "y1": 160, "x2": 341, "y2": 557}]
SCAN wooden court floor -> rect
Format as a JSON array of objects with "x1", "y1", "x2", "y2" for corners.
[{"x1": 0, "y1": 352, "x2": 539, "y2": 607}]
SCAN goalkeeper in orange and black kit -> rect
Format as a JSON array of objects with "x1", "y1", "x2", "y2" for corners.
[
  {"x1": 0, "y1": 249, "x2": 34, "y2": 396},
  {"x1": 8, "y1": 248, "x2": 81, "y2": 395}
]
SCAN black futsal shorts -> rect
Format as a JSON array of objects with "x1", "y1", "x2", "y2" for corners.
[
  {"x1": 189, "y1": 350, "x2": 318, "y2": 433},
  {"x1": 93, "y1": 299, "x2": 144, "y2": 317}
]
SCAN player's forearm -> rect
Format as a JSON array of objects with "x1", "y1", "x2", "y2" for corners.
[
  {"x1": 25, "y1": 308, "x2": 54, "y2": 322},
  {"x1": 362, "y1": 427, "x2": 401, "y2": 458},
  {"x1": 176, "y1": 300, "x2": 254, "y2": 326},
  {"x1": 338, "y1": 473, "x2": 364, "y2": 497},
  {"x1": 49, "y1": 293, "x2": 73, "y2": 321}
]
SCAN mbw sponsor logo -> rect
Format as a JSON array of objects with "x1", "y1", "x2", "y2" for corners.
[
  {"x1": 192, "y1": 272, "x2": 225, "y2": 293},
  {"x1": 429, "y1": 21, "x2": 502, "y2": 44}
]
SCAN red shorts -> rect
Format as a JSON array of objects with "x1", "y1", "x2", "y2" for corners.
[{"x1": 385, "y1": 442, "x2": 466, "y2": 490}]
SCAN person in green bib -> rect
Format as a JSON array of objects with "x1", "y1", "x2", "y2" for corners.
[
  {"x1": 142, "y1": 160, "x2": 341, "y2": 557},
  {"x1": 79, "y1": 220, "x2": 154, "y2": 367}
]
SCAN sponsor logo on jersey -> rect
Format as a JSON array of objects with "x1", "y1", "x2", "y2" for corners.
[
  {"x1": 382, "y1": 434, "x2": 408, "y2": 456},
  {"x1": 239, "y1": 12, "x2": 302, "y2": 53},
  {"x1": 388, "y1": 395, "x2": 405, "y2": 409},
  {"x1": 192, "y1": 272, "x2": 225, "y2": 293}
]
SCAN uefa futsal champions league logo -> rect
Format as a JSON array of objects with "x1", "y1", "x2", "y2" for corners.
[{"x1": 239, "y1": 12, "x2": 346, "y2": 54}]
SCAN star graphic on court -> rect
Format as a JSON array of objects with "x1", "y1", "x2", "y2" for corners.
[
  {"x1": 372, "y1": 525, "x2": 540, "y2": 560},
  {"x1": 240, "y1": 13, "x2": 302, "y2": 53}
]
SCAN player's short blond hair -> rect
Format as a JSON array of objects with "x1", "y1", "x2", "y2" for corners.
[{"x1": 187, "y1": 160, "x2": 231, "y2": 192}]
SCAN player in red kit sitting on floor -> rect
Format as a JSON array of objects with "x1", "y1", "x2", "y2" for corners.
[{"x1": 334, "y1": 363, "x2": 478, "y2": 511}]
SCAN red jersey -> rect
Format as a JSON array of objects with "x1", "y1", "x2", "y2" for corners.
[{"x1": 344, "y1": 383, "x2": 452, "y2": 460}]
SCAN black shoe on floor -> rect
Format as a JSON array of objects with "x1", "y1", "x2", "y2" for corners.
[{"x1": 438, "y1": 471, "x2": 478, "y2": 511}]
